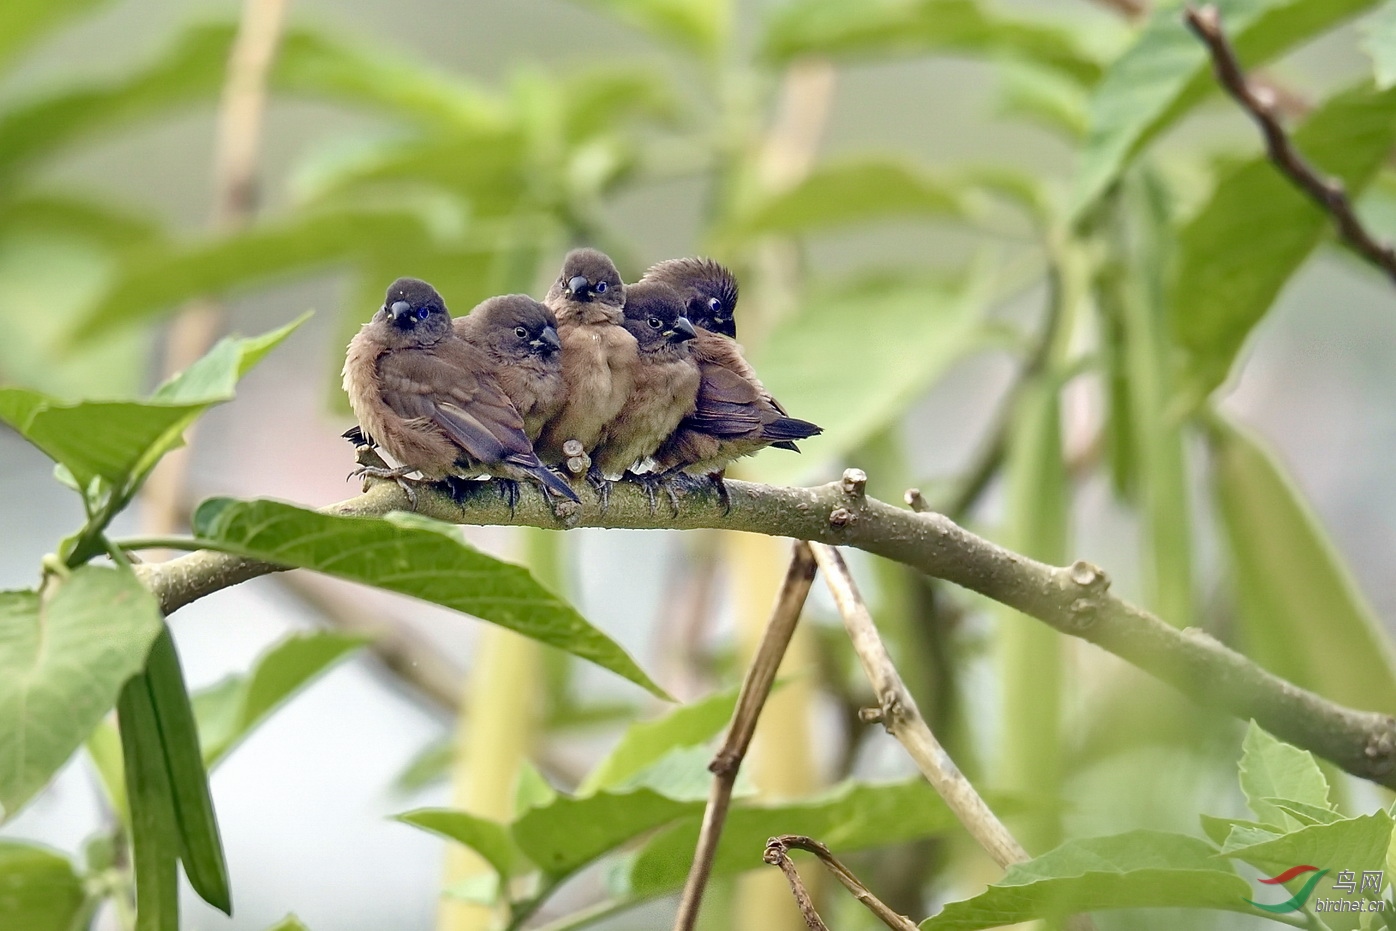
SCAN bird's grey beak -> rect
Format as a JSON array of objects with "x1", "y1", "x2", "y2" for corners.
[
  {"x1": 567, "y1": 275, "x2": 590, "y2": 297},
  {"x1": 670, "y1": 316, "x2": 698, "y2": 342},
  {"x1": 389, "y1": 300, "x2": 412, "y2": 322},
  {"x1": 535, "y1": 325, "x2": 562, "y2": 351}
]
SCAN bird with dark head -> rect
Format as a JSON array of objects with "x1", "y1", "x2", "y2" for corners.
[
  {"x1": 453, "y1": 294, "x2": 564, "y2": 443},
  {"x1": 591, "y1": 280, "x2": 700, "y2": 506},
  {"x1": 536, "y1": 249, "x2": 639, "y2": 504},
  {"x1": 341, "y1": 277, "x2": 578, "y2": 509},
  {"x1": 640, "y1": 256, "x2": 739, "y2": 338}
]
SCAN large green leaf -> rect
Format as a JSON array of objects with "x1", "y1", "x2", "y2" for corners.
[
  {"x1": 725, "y1": 158, "x2": 965, "y2": 240},
  {"x1": 0, "y1": 567, "x2": 164, "y2": 821},
  {"x1": 0, "y1": 841, "x2": 87, "y2": 931},
  {"x1": 1173, "y1": 83, "x2": 1396, "y2": 398},
  {"x1": 0, "y1": 317, "x2": 305, "y2": 493},
  {"x1": 511, "y1": 788, "x2": 702, "y2": 878},
  {"x1": 746, "y1": 273, "x2": 983, "y2": 484},
  {"x1": 0, "y1": 0, "x2": 106, "y2": 73},
  {"x1": 624, "y1": 779, "x2": 959, "y2": 897},
  {"x1": 396, "y1": 809, "x2": 531, "y2": 880},
  {"x1": 194, "y1": 632, "x2": 367, "y2": 766},
  {"x1": 761, "y1": 0, "x2": 1102, "y2": 84},
  {"x1": 1221, "y1": 811, "x2": 1393, "y2": 882},
  {"x1": 1363, "y1": 0, "x2": 1396, "y2": 88},
  {"x1": 1073, "y1": 0, "x2": 1381, "y2": 216},
  {"x1": 1212, "y1": 421, "x2": 1396, "y2": 714},
  {"x1": 1238, "y1": 722, "x2": 1332, "y2": 829},
  {"x1": 570, "y1": 0, "x2": 730, "y2": 59},
  {"x1": 578, "y1": 685, "x2": 739, "y2": 795},
  {"x1": 919, "y1": 831, "x2": 1250, "y2": 929},
  {"x1": 190, "y1": 498, "x2": 667, "y2": 698}
]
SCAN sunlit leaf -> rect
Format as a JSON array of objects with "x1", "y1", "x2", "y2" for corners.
[
  {"x1": 1238, "y1": 722, "x2": 1332, "y2": 829},
  {"x1": 1221, "y1": 811, "x2": 1392, "y2": 897},
  {"x1": 396, "y1": 809, "x2": 531, "y2": 880},
  {"x1": 1212, "y1": 421, "x2": 1396, "y2": 714},
  {"x1": 919, "y1": 831, "x2": 1249, "y2": 929},
  {"x1": 0, "y1": 840, "x2": 87, "y2": 931},
  {"x1": 190, "y1": 499, "x2": 668, "y2": 698},
  {"x1": 1173, "y1": 83, "x2": 1396, "y2": 398},
  {"x1": 578, "y1": 685, "x2": 739, "y2": 795},
  {"x1": 0, "y1": 567, "x2": 164, "y2": 821}
]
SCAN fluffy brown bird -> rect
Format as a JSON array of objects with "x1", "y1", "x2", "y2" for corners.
[
  {"x1": 452, "y1": 293, "x2": 563, "y2": 442},
  {"x1": 341, "y1": 277, "x2": 578, "y2": 507},
  {"x1": 640, "y1": 256, "x2": 738, "y2": 338},
  {"x1": 591, "y1": 280, "x2": 700, "y2": 497},
  {"x1": 535, "y1": 248, "x2": 639, "y2": 490}
]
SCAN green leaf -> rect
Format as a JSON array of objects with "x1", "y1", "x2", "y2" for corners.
[
  {"x1": 190, "y1": 499, "x2": 667, "y2": 698},
  {"x1": 746, "y1": 273, "x2": 983, "y2": 484},
  {"x1": 1212, "y1": 420, "x2": 1396, "y2": 715},
  {"x1": 194, "y1": 632, "x2": 366, "y2": 766},
  {"x1": 919, "y1": 831, "x2": 1249, "y2": 930},
  {"x1": 725, "y1": 158, "x2": 964, "y2": 239},
  {"x1": 118, "y1": 671, "x2": 180, "y2": 931},
  {"x1": 263, "y1": 917, "x2": 310, "y2": 931},
  {"x1": 1200, "y1": 814, "x2": 1274, "y2": 846},
  {"x1": 0, "y1": 317, "x2": 303, "y2": 497},
  {"x1": 397, "y1": 809, "x2": 530, "y2": 880},
  {"x1": 1268, "y1": 799, "x2": 1343, "y2": 826},
  {"x1": 1174, "y1": 83, "x2": 1396, "y2": 398},
  {"x1": 511, "y1": 788, "x2": 702, "y2": 878},
  {"x1": 0, "y1": 567, "x2": 164, "y2": 821},
  {"x1": 513, "y1": 759, "x2": 558, "y2": 815},
  {"x1": 579, "y1": 685, "x2": 739, "y2": 795},
  {"x1": 996, "y1": 61, "x2": 1089, "y2": 138},
  {"x1": 1073, "y1": 0, "x2": 1381, "y2": 216},
  {"x1": 571, "y1": 0, "x2": 729, "y2": 59},
  {"x1": 0, "y1": 0, "x2": 106, "y2": 73},
  {"x1": 1222, "y1": 811, "x2": 1393, "y2": 888},
  {"x1": 625, "y1": 779, "x2": 959, "y2": 897},
  {"x1": 761, "y1": 0, "x2": 1101, "y2": 85},
  {"x1": 0, "y1": 196, "x2": 165, "y2": 254},
  {"x1": 0, "y1": 841, "x2": 86, "y2": 931},
  {"x1": 1238, "y1": 722, "x2": 1332, "y2": 828},
  {"x1": 1363, "y1": 0, "x2": 1396, "y2": 89}
]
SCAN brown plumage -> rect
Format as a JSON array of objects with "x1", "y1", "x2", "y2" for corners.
[
  {"x1": 341, "y1": 277, "x2": 577, "y2": 503},
  {"x1": 535, "y1": 248, "x2": 639, "y2": 467},
  {"x1": 640, "y1": 256, "x2": 738, "y2": 338},
  {"x1": 452, "y1": 294, "x2": 564, "y2": 442},
  {"x1": 591, "y1": 280, "x2": 700, "y2": 477}
]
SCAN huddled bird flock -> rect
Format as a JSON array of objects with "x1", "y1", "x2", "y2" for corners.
[{"x1": 341, "y1": 248, "x2": 821, "y2": 514}]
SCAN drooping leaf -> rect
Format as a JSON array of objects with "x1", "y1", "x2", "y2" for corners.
[
  {"x1": 919, "y1": 831, "x2": 1250, "y2": 930},
  {"x1": 1173, "y1": 83, "x2": 1396, "y2": 398},
  {"x1": 396, "y1": 809, "x2": 531, "y2": 880},
  {"x1": 0, "y1": 841, "x2": 87, "y2": 931},
  {"x1": 0, "y1": 567, "x2": 164, "y2": 821},
  {"x1": 1212, "y1": 421, "x2": 1396, "y2": 715},
  {"x1": 190, "y1": 499, "x2": 667, "y2": 698},
  {"x1": 1363, "y1": 0, "x2": 1396, "y2": 89},
  {"x1": 761, "y1": 0, "x2": 1102, "y2": 85},
  {"x1": 1073, "y1": 0, "x2": 1381, "y2": 216},
  {"x1": 117, "y1": 670, "x2": 181, "y2": 931},
  {"x1": 725, "y1": 158, "x2": 965, "y2": 239},
  {"x1": 746, "y1": 272, "x2": 984, "y2": 484},
  {"x1": 194, "y1": 632, "x2": 368, "y2": 766},
  {"x1": 579, "y1": 685, "x2": 739, "y2": 795},
  {"x1": 570, "y1": 0, "x2": 730, "y2": 59},
  {"x1": 0, "y1": 0, "x2": 106, "y2": 73},
  {"x1": 510, "y1": 788, "x2": 703, "y2": 878},
  {"x1": 1238, "y1": 722, "x2": 1332, "y2": 829}
]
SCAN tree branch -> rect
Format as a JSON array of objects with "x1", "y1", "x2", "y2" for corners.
[
  {"x1": 133, "y1": 468, "x2": 1396, "y2": 791},
  {"x1": 764, "y1": 835, "x2": 918, "y2": 931},
  {"x1": 1185, "y1": 4, "x2": 1396, "y2": 285}
]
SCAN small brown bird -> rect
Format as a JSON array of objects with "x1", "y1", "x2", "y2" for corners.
[
  {"x1": 535, "y1": 248, "x2": 639, "y2": 488},
  {"x1": 452, "y1": 294, "x2": 564, "y2": 442},
  {"x1": 640, "y1": 256, "x2": 738, "y2": 338},
  {"x1": 591, "y1": 280, "x2": 700, "y2": 499},
  {"x1": 341, "y1": 277, "x2": 578, "y2": 507}
]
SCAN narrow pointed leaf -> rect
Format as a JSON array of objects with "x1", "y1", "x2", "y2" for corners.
[
  {"x1": 0, "y1": 841, "x2": 86, "y2": 931},
  {"x1": 190, "y1": 499, "x2": 666, "y2": 698},
  {"x1": 119, "y1": 675, "x2": 180, "y2": 931}
]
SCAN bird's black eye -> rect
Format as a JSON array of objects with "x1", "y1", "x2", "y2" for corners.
[
  {"x1": 514, "y1": 326, "x2": 528, "y2": 339},
  {"x1": 595, "y1": 280, "x2": 608, "y2": 293},
  {"x1": 416, "y1": 306, "x2": 430, "y2": 320},
  {"x1": 648, "y1": 316, "x2": 663, "y2": 329},
  {"x1": 708, "y1": 297, "x2": 722, "y2": 313}
]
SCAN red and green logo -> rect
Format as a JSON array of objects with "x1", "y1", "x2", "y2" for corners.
[{"x1": 1246, "y1": 865, "x2": 1329, "y2": 914}]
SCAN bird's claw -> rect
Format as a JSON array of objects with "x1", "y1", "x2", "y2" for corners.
[
  {"x1": 497, "y1": 479, "x2": 521, "y2": 518},
  {"x1": 587, "y1": 467, "x2": 612, "y2": 515},
  {"x1": 350, "y1": 464, "x2": 420, "y2": 509}
]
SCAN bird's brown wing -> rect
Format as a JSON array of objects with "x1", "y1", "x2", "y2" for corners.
[{"x1": 686, "y1": 361, "x2": 768, "y2": 439}]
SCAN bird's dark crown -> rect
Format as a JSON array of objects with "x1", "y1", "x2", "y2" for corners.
[
  {"x1": 556, "y1": 248, "x2": 624, "y2": 303},
  {"x1": 468, "y1": 294, "x2": 560, "y2": 354},
  {"x1": 623, "y1": 281, "x2": 696, "y2": 348},
  {"x1": 640, "y1": 257, "x2": 738, "y2": 335},
  {"x1": 381, "y1": 277, "x2": 448, "y2": 331}
]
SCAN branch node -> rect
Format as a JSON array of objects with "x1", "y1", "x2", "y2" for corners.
[
  {"x1": 829, "y1": 507, "x2": 856, "y2": 528},
  {"x1": 841, "y1": 468, "x2": 868, "y2": 499},
  {"x1": 858, "y1": 705, "x2": 884, "y2": 724},
  {"x1": 904, "y1": 488, "x2": 930, "y2": 513},
  {"x1": 1067, "y1": 559, "x2": 1110, "y2": 593},
  {"x1": 1365, "y1": 728, "x2": 1396, "y2": 774}
]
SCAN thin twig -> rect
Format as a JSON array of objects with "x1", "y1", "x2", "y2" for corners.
[
  {"x1": 763, "y1": 839, "x2": 831, "y2": 931},
  {"x1": 1185, "y1": 4, "x2": 1396, "y2": 285},
  {"x1": 765, "y1": 835, "x2": 918, "y2": 931},
  {"x1": 672, "y1": 543, "x2": 819, "y2": 931}
]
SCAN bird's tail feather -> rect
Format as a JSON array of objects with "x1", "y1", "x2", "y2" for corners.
[{"x1": 763, "y1": 417, "x2": 822, "y2": 442}]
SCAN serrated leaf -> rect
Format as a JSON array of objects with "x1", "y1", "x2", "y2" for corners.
[
  {"x1": 1212, "y1": 420, "x2": 1396, "y2": 714},
  {"x1": 1221, "y1": 811, "x2": 1393, "y2": 889},
  {"x1": 919, "y1": 831, "x2": 1249, "y2": 930},
  {"x1": 0, "y1": 841, "x2": 86, "y2": 931},
  {"x1": 194, "y1": 632, "x2": 367, "y2": 766},
  {"x1": 572, "y1": 0, "x2": 729, "y2": 59},
  {"x1": 0, "y1": 567, "x2": 164, "y2": 821},
  {"x1": 1364, "y1": 1, "x2": 1396, "y2": 89},
  {"x1": 761, "y1": 0, "x2": 1101, "y2": 84},
  {"x1": 625, "y1": 779, "x2": 959, "y2": 898},
  {"x1": 579, "y1": 685, "x2": 739, "y2": 795},
  {"x1": 1073, "y1": 0, "x2": 1381, "y2": 216},
  {"x1": 745, "y1": 273, "x2": 983, "y2": 484},
  {"x1": 190, "y1": 499, "x2": 667, "y2": 698},
  {"x1": 1239, "y1": 722, "x2": 1332, "y2": 828},
  {"x1": 1200, "y1": 814, "x2": 1275, "y2": 846},
  {"x1": 397, "y1": 809, "x2": 530, "y2": 880},
  {"x1": 1174, "y1": 83, "x2": 1396, "y2": 398},
  {"x1": 511, "y1": 788, "x2": 702, "y2": 878},
  {"x1": 1268, "y1": 799, "x2": 1343, "y2": 826},
  {"x1": 726, "y1": 158, "x2": 964, "y2": 239}
]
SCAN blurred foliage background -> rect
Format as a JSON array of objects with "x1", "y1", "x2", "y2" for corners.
[{"x1": 2, "y1": 0, "x2": 1396, "y2": 929}]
